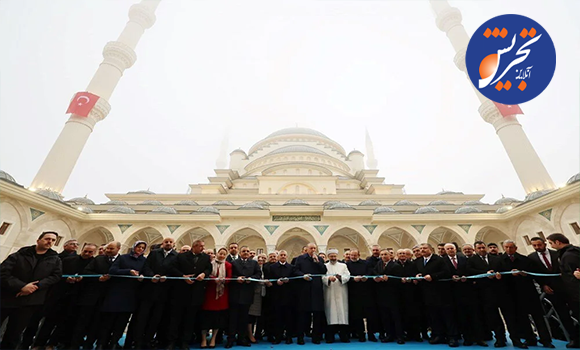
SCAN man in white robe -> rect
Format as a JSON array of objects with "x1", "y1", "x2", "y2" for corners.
[{"x1": 322, "y1": 249, "x2": 351, "y2": 343}]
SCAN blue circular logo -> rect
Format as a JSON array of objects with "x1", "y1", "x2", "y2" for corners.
[{"x1": 465, "y1": 14, "x2": 556, "y2": 105}]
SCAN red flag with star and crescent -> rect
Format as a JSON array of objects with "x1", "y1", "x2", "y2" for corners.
[
  {"x1": 492, "y1": 101, "x2": 524, "y2": 117},
  {"x1": 66, "y1": 92, "x2": 100, "y2": 117}
]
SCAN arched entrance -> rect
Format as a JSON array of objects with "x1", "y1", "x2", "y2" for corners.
[
  {"x1": 327, "y1": 228, "x2": 370, "y2": 258},
  {"x1": 475, "y1": 226, "x2": 510, "y2": 252},
  {"x1": 227, "y1": 228, "x2": 267, "y2": 255},
  {"x1": 276, "y1": 227, "x2": 317, "y2": 259},
  {"x1": 125, "y1": 227, "x2": 163, "y2": 254},
  {"x1": 77, "y1": 227, "x2": 114, "y2": 247},
  {"x1": 176, "y1": 227, "x2": 216, "y2": 251},
  {"x1": 427, "y1": 226, "x2": 465, "y2": 248},
  {"x1": 378, "y1": 227, "x2": 418, "y2": 252}
]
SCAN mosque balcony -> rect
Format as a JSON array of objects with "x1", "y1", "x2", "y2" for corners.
[{"x1": 207, "y1": 177, "x2": 233, "y2": 188}]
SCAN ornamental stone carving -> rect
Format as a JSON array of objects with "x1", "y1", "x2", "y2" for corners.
[
  {"x1": 103, "y1": 41, "x2": 137, "y2": 72},
  {"x1": 67, "y1": 97, "x2": 111, "y2": 130},
  {"x1": 436, "y1": 7, "x2": 462, "y2": 33},
  {"x1": 453, "y1": 48, "x2": 467, "y2": 72},
  {"x1": 128, "y1": 4, "x2": 157, "y2": 29},
  {"x1": 479, "y1": 100, "x2": 502, "y2": 125}
]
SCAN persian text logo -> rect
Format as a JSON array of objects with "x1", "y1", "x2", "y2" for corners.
[{"x1": 466, "y1": 14, "x2": 556, "y2": 105}]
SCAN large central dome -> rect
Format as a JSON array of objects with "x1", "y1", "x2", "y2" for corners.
[
  {"x1": 266, "y1": 127, "x2": 330, "y2": 140},
  {"x1": 249, "y1": 127, "x2": 346, "y2": 156}
]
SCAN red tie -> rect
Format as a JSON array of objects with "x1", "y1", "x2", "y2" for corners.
[
  {"x1": 452, "y1": 257, "x2": 458, "y2": 269},
  {"x1": 541, "y1": 252, "x2": 552, "y2": 271},
  {"x1": 509, "y1": 255, "x2": 515, "y2": 262}
]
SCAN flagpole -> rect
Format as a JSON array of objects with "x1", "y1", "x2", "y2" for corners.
[
  {"x1": 429, "y1": 0, "x2": 555, "y2": 194},
  {"x1": 30, "y1": 0, "x2": 161, "y2": 195}
]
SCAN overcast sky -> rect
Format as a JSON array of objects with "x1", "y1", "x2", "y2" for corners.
[{"x1": 1, "y1": 0, "x2": 578, "y2": 204}]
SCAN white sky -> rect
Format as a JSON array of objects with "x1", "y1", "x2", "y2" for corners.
[{"x1": 1, "y1": 0, "x2": 578, "y2": 204}]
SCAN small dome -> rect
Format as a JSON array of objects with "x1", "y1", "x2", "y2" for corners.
[
  {"x1": 496, "y1": 206, "x2": 512, "y2": 213},
  {"x1": 455, "y1": 206, "x2": 483, "y2": 214},
  {"x1": 213, "y1": 200, "x2": 235, "y2": 206},
  {"x1": 394, "y1": 200, "x2": 419, "y2": 206},
  {"x1": 148, "y1": 206, "x2": 178, "y2": 214},
  {"x1": 66, "y1": 196, "x2": 95, "y2": 206},
  {"x1": 283, "y1": 199, "x2": 309, "y2": 206},
  {"x1": 0, "y1": 170, "x2": 17, "y2": 184},
  {"x1": 238, "y1": 202, "x2": 265, "y2": 210},
  {"x1": 463, "y1": 200, "x2": 486, "y2": 205},
  {"x1": 327, "y1": 202, "x2": 355, "y2": 210},
  {"x1": 104, "y1": 200, "x2": 128, "y2": 206},
  {"x1": 138, "y1": 200, "x2": 164, "y2": 206},
  {"x1": 192, "y1": 206, "x2": 220, "y2": 215},
  {"x1": 524, "y1": 189, "x2": 554, "y2": 202},
  {"x1": 373, "y1": 206, "x2": 397, "y2": 214},
  {"x1": 127, "y1": 189, "x2": 155, "y2": 195},
  {"x1": 76, "y1": 206, "x2": 94, "y2": 214},
  {"x1": 251, "y1": 200, "x2": 270, "y2": 206},
  {"x1": 436, "y1": 190, "x2": 464, "y2": 195},
  {"x1": 359, "y1": 200, "x2": 381, "y2": 206},
  {"x1": 429, "y1": 200, "x2": 452, "y2": 206},
  {"x1": 414, "y1": 206, "x2": 439, "y2": 214},
  {"x1": 106, "y1": 206, "x2": 135, "y2": 214},
  {"x1": 494, "y1": 196, "x2": 521, "y2": 205},
  {"x1": 566, "y1": 173, "x2": 580, "y2": 185},
  {"x1": 175, "y1": 200, "x2": 199, "y2": 206},
  {"x1": 36, "y1": 189, "x2": 64, "y2": 202},
  {"x1": 230, "y1": 149, "x2": 247, "y2": 155},
  {"x1": 348, "y1": 150, "x2": 363, "y2": 156},
  {"x1": 323, "y1": 201, "x2": 341, "y2": 208},
  {"x1": 269, "y1": 145, "x2": 327, "y2": 156}
]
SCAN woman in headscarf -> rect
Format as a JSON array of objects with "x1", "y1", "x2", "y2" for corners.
[
  {"x1": 248, "y1": 253, "x2": 271, "y2": 343},
  {"x1": 201, "y1": 247, "x2": 232, "y2": 348},
  {"x1": 97, "y1": 240, "x2": 147, "y2": 349}
]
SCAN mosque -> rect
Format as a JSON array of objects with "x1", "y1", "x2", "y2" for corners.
[{"x1": 0, "y1": 0, "x2": 578, "y2": 260}]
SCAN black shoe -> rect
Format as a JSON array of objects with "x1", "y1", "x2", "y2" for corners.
[
  {"x1": 540, "y1": 342, "x2": 555, "y2": 349},
  {"x1": 397, "y1": 339, "x2": 406, "y2": 345},
  {"x1": 224, "y1": 341, "x2": 234, "y2": 349},
  {"x1": 312, "y1": 339, "x2": 321, "y2": 345},
  {"x1": 430, "y1": 336, "x2": 445, "y2": 345},
  {"x1": 513, "y1": 341, "x2": 528, "y2": 349},
  {"x1": 476, "y1": 341, "x2": 489, "y2": 347},
  {"x1": 464, "y1": 341, "x2": 474, "y2": 346},
  {"x1": 449, "y1": 339, "x2": 460, "y2": 347},
  {"x1": 567, "y1": 341, "x2": 580, "y2": 349},
  {"x1": 297, "y1": 337, "x2": 305, "y2": 345},
  {"x1": 285, "y1": 338, "x2": 293, "y2": 345},
  {"x1": 272, "y1": 340, "x2": 281, "y2": 345},
  {"x1": 368, "y1": 334, "x2": 378, "y2": 342},
  {"x1": 340, "y1": 338, "x2": 350, "y2": 343},
  {"x1": 325, "y1": 338, "x2": 334, "y2": 344},
  {"x1": 494, "y1": 340, "x2": 506, "y2": 348},
  {"x1": 358, "y1": 337, "x2": 366, "y2": 343},
  {"x1": 524, "y1": 340, "x2": 538, "y2": 347}
]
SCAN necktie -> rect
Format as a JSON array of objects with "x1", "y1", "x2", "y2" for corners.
[
  {"x1": 541, "y1": 252, "x2": 552, "y2": 271},
  {"x1": 242, "y1": 259, "x2": 247, "y2": 265},
  {"x1": 481, "y1": 255, "x2": 488, "y2": 265},
  {"x1": 108, "y1": 256, "x2": 114, "y2": 264},
  {"x1": 424, "y1": 259, "x2": 428, "y2": 266},
  {"x1": 193, "y1": 254, "x2": 199, "y2": 263},
  {"x1": 509, "y1": 255, "x2": 515, "y2": 262},
  {"x1": 452, "y1": 257, "x2": 458, "y2": 269}
]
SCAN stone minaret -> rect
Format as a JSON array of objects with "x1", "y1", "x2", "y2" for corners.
[
  {"x1": 430, "y1": 0, "x2": 555, "y2": 194},
  {"x1": 31, "y1": 0, "x2": 161, "y2": 194}
]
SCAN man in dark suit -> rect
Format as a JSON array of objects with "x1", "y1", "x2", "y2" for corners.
[
  {"x1": 346, "y1": 249, "x2": 374, "y2": 342},
  {"x1": 70, "y1": 241, "x2": 121, "y2": 350},
  {"x1": 294, "y1": 242, "x2": 327, "y2": 345},
  {"x1": 168, "y1": 239, "x2": 212, "y2": 350},
  {"x1": 528, "y1": 237, "x2": 578, "y2": 346},
  {"x1": 499, "y1": 240, "x2": 554, "y2": 348},
  {"x1": 397, "y1": 249, "x2": 422, "y2": 342},
  {"x1": 133, "y1": 237, "x2": 178, "y2": 350},
  {"x1": 227, "y1": 245, "x2": 262, "y2": 348},
  {"x1": 443, "y1": 243, "x2": 487, "y2": 347},
  {"x1": 373, "y1": 249, "x2": 405, "y2": 344},
  {"x1": 227, "y1": 242, "x2": 240, "y2": 263},
  {"x1": 415, "y1": 243, "x2": 459, "y2": 347},
  {"x1": 364, "y1": 245, "x2": 382, "y2": 342},
  {"x1": 547, "y1": 233, "x2": 580, "y2": 349},
  {"x1": 267, "y1": 250, "x2": 306, "y2": 344}
]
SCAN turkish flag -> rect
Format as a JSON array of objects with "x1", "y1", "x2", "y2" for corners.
[
  {"x1": 492, "y1": 101, "x2": 524, "y2": 117},
  {"x1": 66, "y1": 92, "x2": 100, "y2": 117}
]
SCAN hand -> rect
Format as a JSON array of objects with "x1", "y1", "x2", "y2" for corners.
[
  {"x1": 452, "y1": 275, "x2": 460, "y2": 282},
  {"x1": 184, "y1": 275, "x2": 194, "y2": 284},
  {"x1": 542, "y1": 285, "x2": 554, "y2": 295},
  {"x1": 574, "y1": 270, "x2": 580, "y2": 280},
  {"x1": 354, "y1": 276, "x2": 361, "y2": 282},
  {"x1": 495, "y1": 272, "x2": 502, "y2": 280},
  {"x1": 312, "y1": 255, "x2": 319, "y2": 263},
  {"x1": 130, "y1": 270, "x2": 139, "y2": 276},
  {"x1": 75, "y1": 276, "x2": 83, "y2": 283},
  {"x1": 461, "y1": 276, "x2": 467, "y2": 282},
  {"x1": 196, "y1": 273, "x2": 205, "y2": 282},
  {"x1": 382, "y1": 275, "x2": 388, "y2": 281},
  {"x1": 511, "y1": 269, "x2": 520, "y2": 276},
  {"x1": 401, "y1": 278, "x2": 407, "y2": 284},
  {"x1": 336, "y1": 274, "x2": 342, "y2": 282},
  {"x1": 237, "y1": 276, "x2": 245, "y2": 283},
  {"x1": 329, "y1": 276, "x2": 337, "y2": 283},
  {"x1": 282, "y1": 277, "x2": 290, "y2": 283},
  {"x1": 152, "y1": 275, "x2": 161, "y2": 283},
  {"x1": 361, "y1": 277, "x2": 368, "y2": 282},
  {"x1": 138, "y1": 275, "x2": 144, "y2": 282},
  {"x1": 99, "y1": 274, "x2": 110, "y2": 282},
  {"x1": 374, "y1": 277, "x2": 383, "y2": 282},
  {"x1": 265, "y1": 281, "x2": 273, "y2": 287},
  {"x1": 413, "y1": 279, "x2": 419, "y2": 285},
  {"x1": 304, "y1": 274, "x2": 312, "y2": 281},
  {"x1": 487, "y1": 270, "x2": 495, "y2": 279},
  {"x1": 424, "y1": 275, "x2": 432, "y2": 282},
  {"x1": 245, "y1": 278, "x2": 252, "y2": 284},
  {"x1": 20, "y1": 281, "x2": 39, "y2": 295},
  {"x1": 66, "y1": 277, "x2": 76, "y2": 284},
  {"x1": 160, "y1": 275, "x2": 167, "y2": 283},
  {"x1": 277, "y1": 279, "x2": 284, "y2": 286}
]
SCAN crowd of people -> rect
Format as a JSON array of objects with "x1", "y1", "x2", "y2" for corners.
[{"x1": 1, "y1": 231, "x2": 579, "y2": 350}]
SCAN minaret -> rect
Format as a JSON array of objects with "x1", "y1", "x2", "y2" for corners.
[
  {"x1": 216, "y1": 127, "x2": 230, "y2": 169},
  {"x1": 430, "y1": 0, "x2": 555, "y2": 194},
  {"x1": 365, "y1": 128, "x2": 378, "y2": 169},
  {"x1": 30, "y1": 0, "x2": 161, "y2": 194}
]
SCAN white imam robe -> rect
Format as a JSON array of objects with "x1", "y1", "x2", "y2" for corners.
[{"x1": 322, "y1": 261, "x2": 351, "y2": 325}]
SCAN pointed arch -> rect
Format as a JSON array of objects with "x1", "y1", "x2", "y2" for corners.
[
  {"x1": 474, "y1": 226, "x2": 511, "y2": 247},
  {"x1": 175, "y1": 227, "x2": 215, "y2": 250},
  {"x1": 377, "y1": 226, "x2": 418, "y2": 252},
  {"x1": 424, "y1": 226, "x2": 466, "y2": 247},
  {"x1": 226, "y1": 227, "x2": 267, "y2": 254},
  {"x1": 123, "y1": 226, "x2": 163, "y2": 254},
  {"x1": 276, "y1": 226, "x2": 318, "y2": 259},
  {"x1": 326, "y1": 227, "x2": 371, "y2": 258},
  {"x1": 77, "y1": 227, "x2": 115, "y2": 247}
]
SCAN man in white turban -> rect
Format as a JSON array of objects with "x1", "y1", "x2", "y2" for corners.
[{"x1": 322, "y1": 249, "x2": 351, "y2": 343}]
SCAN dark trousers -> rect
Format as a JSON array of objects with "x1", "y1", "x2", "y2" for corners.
[
  {"x1": 365, "y1": 301, "x2": 381, "y2": 335},
  {"x1": 168, "y1": 304, "x2": 201, "y2": 345},
  {"x1": 518, "y1": 299, "x2": 552, "y2": 343},
  {"x1": 274, "y1": 304, "x2": 293, "y2": 340},
  {"x1": 428, "y1": 305, "x2": 459, "y2": 339},
  {"x1": 70, "y1": 305, "x2": 100, "y2": 349},
  {"x1": 20, "y1": 308, "x2": 43, "y2": 349},
  {"x1": 546, "y1": 293, "x2": 579, "y2": 341},
  {"x1": 455, "y1": 302, "x2": 483, "y2": 342},
  {"x1": 379, "y1": 305, "x2": 404, "y2": 340},
  {"x1": 97, "y1": 312, "x2": 132, "y2": 347},
  {"x1": 33, "y1": 298, "x2": 69, "y2": 347},
  {"x1": 133, "y1": 298, "x2": 166, "y2": 346},
  {"x1": 298, "y1": 311, "x2": 324, "y2": 341},
  {"x1": 0, "y1": 306, "x2": 41, "y2": 350},
  {"x1": 325, "y1": 325, "x2": 349, "y2": 342},
  {"x1": 348, "y1": 315, "x2": 365, "y2": 340},
  {"x1": 228, "y1": 304, "x2": 250, "y2": 341},
  {"x1": 401, "y1": 300, "x2": 421, "y2": 339},
  {"x1": 478, "y1": 287, "x2": 507, "y2": 341},
  {"x1": 499, "y1": 298, "x2": 528, "y2": 342}
]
